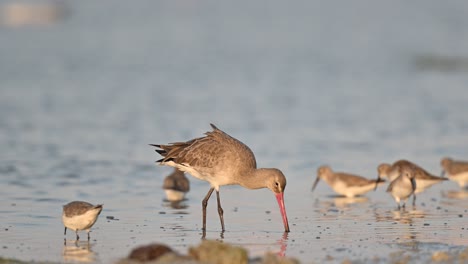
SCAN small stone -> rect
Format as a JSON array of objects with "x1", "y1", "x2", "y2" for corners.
[{"x1": 128, "y1": 243, "x2": 173, "y2": 262}]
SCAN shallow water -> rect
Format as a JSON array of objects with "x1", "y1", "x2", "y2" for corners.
[{"x1": 1, "y1": 0, "x2": 468, "y2": 263}]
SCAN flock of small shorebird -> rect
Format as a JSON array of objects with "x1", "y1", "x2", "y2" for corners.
[{"x1": 62, "y1": 124, "x2": 468, "y2": 241}]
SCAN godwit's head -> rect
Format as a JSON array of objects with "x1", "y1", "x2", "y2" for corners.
[{"x1": 265, "y1": 168, "x2": 290, "y2": 233}]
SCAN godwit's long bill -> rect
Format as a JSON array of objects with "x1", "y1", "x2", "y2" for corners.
[{"x1": 150, "y1": 124, "x2": 290, "y2": 233}]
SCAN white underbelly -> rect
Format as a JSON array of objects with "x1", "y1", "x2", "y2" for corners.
[
  {"x1": 332, "y1": 182, "x2": 375, "y2": 198},
  {"x1": 414, "y1": 179, "x2": 443, "y2": 193},
  {"x1": 62, "y1": 210, "x2": 100, "y2": 231},
  {"x1": 164, "y1": 189, "x2": 186, "y2": 201},
  {"x1": 391, "y1": 185, "x2": 413, "y2": 201},
  {"x1": 448, "y1": 172, "x2": 468, "y2": 187}
]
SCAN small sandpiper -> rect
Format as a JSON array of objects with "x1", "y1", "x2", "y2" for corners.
[
  {"x1": 312, "y1": 165, "x2": 385, "y2": 198},
  {"x1": 386, "y1": 165, "x2": 417, "y2": 209},
  {"x1": 378, "y1": 159, "x2": 447, "y2": 205},
  {"x1": 440, "y1": 157, "x2": 468, "y2": 188},
  {"x1": 163, "y1": 168, "x2": 190, "y2": 202},
  {"x1": 62, "y1": 201, "x2": 103, "y2": 241}
]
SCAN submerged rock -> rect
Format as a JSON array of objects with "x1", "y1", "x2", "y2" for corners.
[
  {"x1": 431, "y1": 251, "x2": 452, "y2": 262},
  {"x1": 188, "y1": 240, "x2": 248, "y2": 264},
  {"x1": 459, "y1": 247, "x2": 468, "y2": 261}
]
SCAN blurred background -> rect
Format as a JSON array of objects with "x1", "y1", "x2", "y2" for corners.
[
  {"x1": 1, "y1": 0, "x2": 468, "y2": 165},
  {"x1": 1, "y1": 0, "x2": 468, "y2": 263}
]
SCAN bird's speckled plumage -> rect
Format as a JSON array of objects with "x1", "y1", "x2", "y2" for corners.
[
  {"x1": 63, "y1": 201, "x2": 103, "y2": 218},
  {"x1": 153, "y1": 124, "x2": 258, "y2": 190}
]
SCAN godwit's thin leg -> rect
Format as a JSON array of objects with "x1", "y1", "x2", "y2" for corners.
[
  {"x1": 412, "y1": 194, "x2": 416, "y2": 206},
  {"x1": 202, "y1": 188, "x2": 215, "y2": 231},
  {"x1": 75, "y1": 230, "x2": 80, "y2": 241},
  {"x1": 216, "y1": 190, "x2": 225, "y2": 231},
  {"x1": 64, "y1": 227, "x2": 67, "y2": 235},
  {"x1": 87, "y1": 231, "x2": 90, "y2": 241}
]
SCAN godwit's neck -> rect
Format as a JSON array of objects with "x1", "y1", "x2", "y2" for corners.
[{"x1": 238, "y1": 168, "x2": 273, "y2": 190}]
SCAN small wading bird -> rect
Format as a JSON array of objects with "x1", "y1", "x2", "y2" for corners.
[
  {"x1": 163, "y1": 168, "x2": 190, "y2": 202},
  {"x1": 62, "y1": 201, "x2": 103, "y2": 241},
  {"x1": 378, "y1": 159, "x2": 447, "y2": 205},
  {"x1": 386, "y1": 165, "x2": 417, "y2": 209},
  {"x1": 150, "y1": 124, "x2": 290, "y2": 233},
  {"x1": 440, "y1": 157, "x2": 468, "y2": 188},
  {"x1": 312, "y1": 165, "x2": 385, "y2": 198}
]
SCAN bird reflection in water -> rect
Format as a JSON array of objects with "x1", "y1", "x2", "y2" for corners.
[
  {"x1": 391, "y1": 209, "x2": 425, "y2": 224},
  {"x1": 162, "y1": 199, "x2": 189, "y2": 210},
  {"x1": 333, "y1": 196, "x2": 369, "y2": 208},
  {"x1": 63, "y1": 240, "x2": 96, "y2": 263},
  {"x1": 277, "y1": 232, "x2": 289, "y2": 257},
  {"x1": 315, "y1": 195, "x2": 370, "y2": 211},
  {"x1": 374, "y1": 207, "x2": 426, "y2": 225}
]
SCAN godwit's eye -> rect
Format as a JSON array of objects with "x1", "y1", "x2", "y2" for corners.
[{"x1": 275, "y1": 182, "x2": 279, "y2": 187}]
